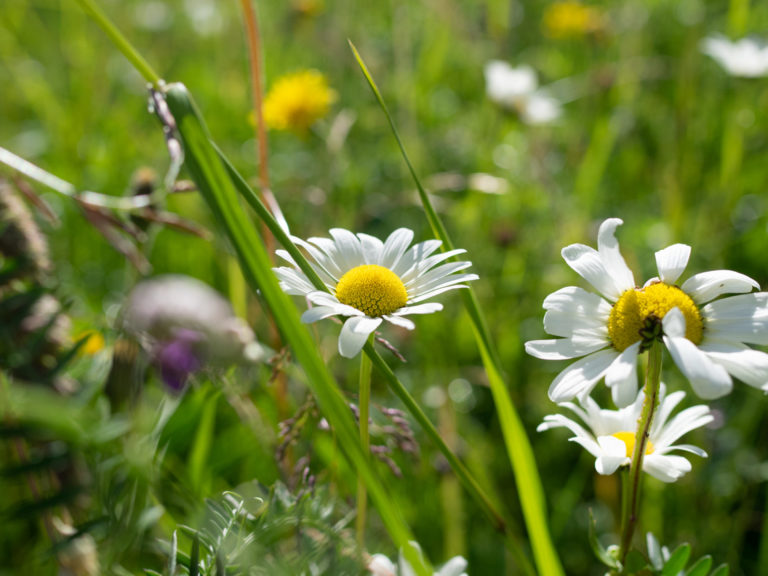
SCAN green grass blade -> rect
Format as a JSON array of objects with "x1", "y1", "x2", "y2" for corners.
[
  {"x1": 349, "y1": 40, "x2": 564, "y2": 576},
  {"x1": 161, "y1": 83, "x2": 430, "y2": 576}
]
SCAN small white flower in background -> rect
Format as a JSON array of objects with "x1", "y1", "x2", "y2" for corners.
[
  {"x1": 274, "y1": 228, "x2": 478, "y2": 358},
  {"x1": 368, "y1": 543, "x2": 468, "y2": 576},
  {"x1": 539, "y1": 384, "x2": 713, "y2": 482},
  {"x1": 484, "y1": 60, "x2": 562, "y2": 124},
  {"x1": 525, "y1": 218, "x2": 768, "y2": 406},
  {"x1": 701, "y1": 35, "x2": 768, "y2": 77}
]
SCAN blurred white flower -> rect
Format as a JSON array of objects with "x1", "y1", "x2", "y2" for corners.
[
  {"x1": 701, "y1": 35, "x2": 768, "y2": 77},
  {"x1": 539, "y1": 384, "x2": 713, "y2": 482},
  {"x1": 274, "y1": 228, "x2": 477, "y2": 358},
  {"x1": 525, "y1": 218, "x2": 768, "y2": 406},
  {"x1": 484, "y1": 60, "x2": 562, "y2": 124},
  {"x1": 368, "y1": 543, "x2": 468, "y2": 576}
]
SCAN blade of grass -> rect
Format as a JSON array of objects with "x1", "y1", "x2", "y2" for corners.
[
  {"x1": 160, "y1": 82, "x2": 430, "y2": 575},
  {"x1": 349, "y1": 40, "x2": 564, "y2": 576}
]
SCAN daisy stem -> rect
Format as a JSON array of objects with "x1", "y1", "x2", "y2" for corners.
[
  {"x1": 356, "y1": 334, "x2": 374, "y2": 548},
  {"x1": 618, "y1": 341, "x2": 663, "y2": 569}
]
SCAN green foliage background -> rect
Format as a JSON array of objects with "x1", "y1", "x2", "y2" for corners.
[{"x1": 1, "y1": 0, "x2": 768, "y2": 574}]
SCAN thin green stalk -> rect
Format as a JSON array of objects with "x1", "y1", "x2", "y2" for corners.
[
  {"x1": 618, "y1": 342, "x2": 663, "y2": 568},
  {"x1": 356, "y1": 334, "x2": 374, "y2": 547},
  {"x1": 73, "y1": 0, "x2": 161, "y2": 86},
  {"x1": 728, "y1": 0, "x2": 750, "y2": 37},
  {"x1": 350, "y1": 40, "x2": 563, "y2": 576}
]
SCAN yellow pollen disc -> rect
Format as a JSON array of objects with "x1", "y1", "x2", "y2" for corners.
[
  {"x1": 607, "y1": 283, "x2": 703, "y2": 351},
  {"x1": 335, "y1": 265, "x2": 408, "y2": 317},
  {"x1": 612, "y1": 431, "x2": 655, "y2": 458}
]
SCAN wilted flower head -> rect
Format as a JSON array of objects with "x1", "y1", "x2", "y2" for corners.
[
  {"x1": 484, "y1": 60, "x2": 562, "y2": 124},
  {"x1": 543, "y1": 1, "x2": 604, "y2": 39},
  {"x1": 274, "y1": 228, "x2": 477, "y2": 358},
  {"x1": 262, "y1": 69, "x2": 336, "y2": 133},
  {"x1": 368, "y1": 543, "x2": 468, "y2": 576},
  {"x1": 526, "y1": 218, "x2": 768, "y2": 406},
  {"x1": 539, "y1": 384, "x2": 713, "y2": 482},
  {"x1": 701, "y1": 35, "x2": 768, "y2": 77},
  {"x1": 122, "y1": 275, "x2": 264, "y2": 391}
]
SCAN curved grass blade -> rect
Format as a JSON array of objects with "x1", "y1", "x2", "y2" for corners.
[{"x1": 349, "y1": 40, "x2": 564, "y2": 576}]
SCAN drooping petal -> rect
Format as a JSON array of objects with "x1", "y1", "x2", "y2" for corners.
[
  {"x1": 605, "y1": 341, "x2": 641, "y2": 408},
  {"x1": 698, "y1": 342, "x2": 768, "y2": 391},
  {"x1": 394, "y1": 302, "x2": 444, "y2": 316},
  {"x1": 643, "y1": 454, "x2": 691, "y2": 483},
  {"x1": 548, "y1": 348, "x2": 618, "y2": 402},
  {"x1": 663, "y1": 309, "x2": 733, "y2": 398},
  {"x1": 681, "y1": 270, "x2": 760, "y2": 304},
  {"x1": 525, "y1": 337, "x2": 608, "y2": 360},
  {"x1": 383, "y1": 315, "x2": 415, "y2": 330},
  {"x1": 338, "y1": 316, "x2": 382, "y2": 358},
  {"x1": 594, "y1": 435, "x2": 630, "y2": 475},
  {"x1": 655, "y1": 244, "x2": 691, "y2": 285}
]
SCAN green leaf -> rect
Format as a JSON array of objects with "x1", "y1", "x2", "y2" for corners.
[
  {"x1": 684, "y1": 555, "x2": 712, "y2": 576},
  {"x1": 662, "y1": 544, "x2": 691, "y2": 576},
  {"x1": 710, "y1": 564, "x2": 729, "y2": 576},
  {"x1": 588, "y1": 509, "x2": 620, "y2": 569}
]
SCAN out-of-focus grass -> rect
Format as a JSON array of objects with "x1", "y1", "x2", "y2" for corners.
[{"x1": 2, "y1": 0, "x2": 768, "y2": 574}]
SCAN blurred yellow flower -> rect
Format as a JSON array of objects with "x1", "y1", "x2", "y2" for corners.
[
  {"x1": 77, "y1": 331, "x2": 105, "y2": 355},
  {"x1": 543, "y1": 1, "x2": 604, "y2": 39},
  {"x1": 262, "y1": 70, "x2": 336, "y2": 134}
]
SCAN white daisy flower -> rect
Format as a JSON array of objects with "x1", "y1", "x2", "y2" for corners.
[
  {"x1": 701, "y1": 35, "x2": 768, "y2": 78},
  {"x1": 274, "y1": 228, "x2": 478, "y2": 358},
  {"x1": 368, "y1": 543, "x2": 468, "y2": 576},
  {"x1": 525, "y1": 218, "x2": 768, "y2": 406},
  {"x1": 538, "y1": 384, "x2": 713, "y2": 482},
  {"x1": 484, "y1": 60, "x2": 563, "y2": 125}
]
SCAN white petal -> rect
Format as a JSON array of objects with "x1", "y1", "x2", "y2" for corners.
[
  {"x1": 643, "y1": 454, "x2": 691, "y2": 483},
  {"x1": 274, "y1": 267, "x2": 316, "y2": 295},
  {"x1": 294, "y1": 236, "x2": 343, "y2": 281},
  {"x1": 406, "y1": 261, "x2": 473, "y2": 292},
  {"x1": 521, "y1": 92, "x2": 562, "y2": 124},
  {"x1": 301, "y1": 306, "x2": 345, "y2": 324},
  {"x1": 338, "y1": 317, "x2": 382, "y2": 358},
  {"x1": 702, "y1": 293, "x2": 768, "y2": 345},
  {"x1": 663, "y1": 310, "x2": 733, "y2": 398},
  {"x1": 655, "y1": 244, "x2": 691, "y2": 285},
  {"x1": 408, "y1": 281, "x2": 474, "y2": 303},
  {"x1": 398, "y1": 248, "x2": 466, "y2": 283},
  {"x1": 381, "y1": 228, "x2": 415, "y2": 270},
  {"x1": 368, "y1": 554, "x2": 397, "y2": 576},
  {"x1": 548, "y1": 348, "x2": 618, "y2": 402},
  {"x1": 540, "y1": 286, "x2": 612, "y2": 339},
  {"x1": 538, "y1": 414, "x2": 601, "y2": 456},
  {"x1": 392, "y1": 239, "x2": 443, "y2": 277},
  {"x1": 383, "y1": 315, "x2": 415, "y2": 330},
  {"x1": 394, "y1": 303, "x2": 444, "y2": 316},
  {"x1": 357, "y1": 233, "x2": 384, "y2": 265},
  {"x1": 306, "y1": 292, "x2": 364, "y2": 316},
  {"x1": 524, "y1": 337, "x2": 608, "y2": 360},
  {"x1": 652, "y1": 405, "x2": 713, "y2": 450},
  {"x1": 329, "y1": 228, "x2": 364, "y2": 271},
  {"x1": 681, "y1": 270, "x2": 760, "y2": 304},
  {"x1": 595, "y1": 436, "x2": 630, "y2": 475},
  {"x1": 597, "y1": 218, "x2": 635, "y2": 295},
  {"x1": 605, "y1": 342, "x2": 641, "y2": 408},
  {"x1": 437, "y1": 556, "x2": 469, "y2": 576},
  {"x1": 698, "y1": 342, "x2": 768, "y2": 391}
]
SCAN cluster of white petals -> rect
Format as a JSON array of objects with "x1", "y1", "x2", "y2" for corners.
[
  {"x1": 368, "y1": 544, "x2": 468, "y2": 576},
  {"x1": 539, "y1": 384, "x2": 713, "y2": 482},
  {"x1": 701, "y1": 35, "x2": 768, "y2": 78}
]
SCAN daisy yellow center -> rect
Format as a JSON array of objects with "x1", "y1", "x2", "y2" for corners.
[
  {"x1": 612, "y1": 431, "x2": 655, "y2": 458},
  {"x1": 335, "y1": 265, "x2": 408, "y2": 317},
  {"x1": 607, "y1": 283, "x2": 703, "y2": 352}
]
